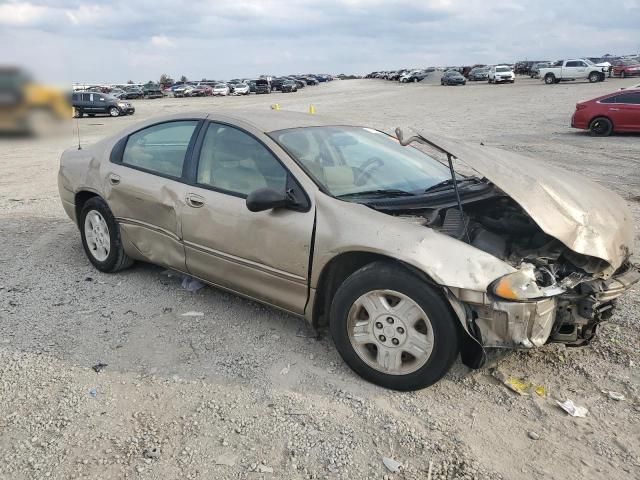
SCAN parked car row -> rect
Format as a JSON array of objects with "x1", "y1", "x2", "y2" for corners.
[{"x1": 366, "y1": 68, "x2": 435, "y2": 82}]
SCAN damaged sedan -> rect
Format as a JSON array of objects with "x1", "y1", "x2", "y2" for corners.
[{"x1": 58, "y1": 110, "x2": 639, "y2": 390}]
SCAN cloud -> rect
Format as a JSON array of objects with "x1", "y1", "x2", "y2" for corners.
[
  {"x1": 1, "y1": 0, "x2": 638, "y2": 82},
  {"x1": 150, "y1": 35, "x2": 175, "y2": 48}
]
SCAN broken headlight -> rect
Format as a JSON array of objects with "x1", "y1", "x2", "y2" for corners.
[{"x1": 492, "y1": 264, "x2": 563, "y2": 301}]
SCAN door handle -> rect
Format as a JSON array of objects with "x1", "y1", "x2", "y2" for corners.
[
  {"x1": 108, "y1": 173, "x2": 121, "y2": 185},
  {"x1": 186, "y1": 194, "x2": 205, "y2": 208}
]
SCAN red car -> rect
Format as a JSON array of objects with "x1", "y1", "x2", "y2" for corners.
[
  {"x1": 612, "y1": 59, "x2": 640, "y2": 78},
  {"x1": 571, "y1": 89, "x2": 640, "y2": 136}
]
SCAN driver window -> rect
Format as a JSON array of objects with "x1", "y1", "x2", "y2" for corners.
[{"x1": 197, "y1": 123, "x2": 287, "y2": 196}]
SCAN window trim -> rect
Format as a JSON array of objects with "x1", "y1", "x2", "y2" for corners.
[
  {"x1": 186, "y1": 120, "x2": 311, "y2": 212},
  {"x1": 110, "y1": 119, "x2": 205, "y2": 182}
]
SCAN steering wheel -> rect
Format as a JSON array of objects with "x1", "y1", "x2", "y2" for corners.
[{"x1": 354, "y1": 157, "x2": 384, "y2": 186}]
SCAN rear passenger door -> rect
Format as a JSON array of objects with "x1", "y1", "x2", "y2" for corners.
[{"x1": 106, "y1": 119, "x2": 204, "y2": 270}]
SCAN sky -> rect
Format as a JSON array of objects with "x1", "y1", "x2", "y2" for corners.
[{"x1": 1, "y1": 0, "x2": 639, "y2": 83}]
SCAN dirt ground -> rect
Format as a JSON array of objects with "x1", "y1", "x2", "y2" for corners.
[{"x1": 1, "y1": 75, "x2": 639, "y2": 480}]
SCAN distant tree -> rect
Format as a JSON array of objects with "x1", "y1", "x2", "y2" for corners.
[
  {"x1": 180, "y1": 75, "x2": 188, "y2": 83},
  {"x1": 159, "y1": 74, "x2": 174, "y2": 87},
  {"x1": 127, "y1": 80, "x2": 134, "y2": 84},
  {"x1": 202, "y1": 77, "x2": 207, "y2": 81}
]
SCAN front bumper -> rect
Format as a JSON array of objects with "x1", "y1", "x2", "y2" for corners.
[{"x1": 452, "y1": 263, "x2": 640, "y2": 349}]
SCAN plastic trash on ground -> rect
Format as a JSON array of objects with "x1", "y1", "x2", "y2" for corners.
[{"x1": 557, "y1": 399, "x2": 588, "y2": 417}]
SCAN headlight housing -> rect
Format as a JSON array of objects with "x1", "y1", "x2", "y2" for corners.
[
  {"x1": 117, "y1": 102, "x2": 126, "y2": 107},
  {"x1": 491, "y1": 264, "x2": 563, "y2": 301}
]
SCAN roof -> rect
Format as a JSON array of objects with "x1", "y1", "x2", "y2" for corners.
[{"x1": 213, "y1": 109, "x2": 344, "y2": 133}]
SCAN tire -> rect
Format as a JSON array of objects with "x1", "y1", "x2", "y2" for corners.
[
  {"x1": 79, "y1": 197, "x2": 133, "y2": 273},
  {"x1": 73, "y1": 107, "x2": 82, "y2": 118},
  {"x1": 588, "y1": 72, "x2": 599, "y2": 83},
  {"x1": 109, "y1": 106, "x2": 120, "y2": 117},
  {"x1": 544, "y1": 74, "x2": 555, "y2": 84},
  {"x1": 620, "y1": 71, "x2": 626, "y2": 79},
  {"x1": 589, "y1": 117, "x2": 613, "y2": 137},
  {"x1": 329, "y1": 261, "x2": 460, "y2": 391},
  {"x1": 413, "y1": 78, "x2": 418, "y2": 83}
]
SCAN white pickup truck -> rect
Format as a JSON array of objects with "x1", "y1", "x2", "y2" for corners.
[{"x1": 539, "y1": 59, "x2": 606, "y2": 84}]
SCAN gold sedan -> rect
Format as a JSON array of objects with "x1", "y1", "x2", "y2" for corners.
[{"x1": 58, "y1": 110, "x2": 639, "y2": 390}]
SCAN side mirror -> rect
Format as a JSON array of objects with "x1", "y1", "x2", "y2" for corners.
[{"x1": 246, "y1": 188, "x2": 290, "y2": 212}]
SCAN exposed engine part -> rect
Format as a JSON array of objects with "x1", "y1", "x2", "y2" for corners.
[{"x1": 440, "y1": 208, "x2": 469, "y2": 240}]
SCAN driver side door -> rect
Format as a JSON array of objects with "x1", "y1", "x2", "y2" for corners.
[{"x1": 180, "y1": 121, "x2": 315, "y2": 314}]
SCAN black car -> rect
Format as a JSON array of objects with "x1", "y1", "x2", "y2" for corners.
[
  {"x1": 255, "y1": 79, "x2": 271, "y2": 94},
  {"x1": 72, "y1": 92, "x2": 134, "y2": 117},
  {"x1": 282, "y1": 80, "x2": 298, "y2": 93},
  {"x1": 468, "y1": 67, "x2": 489, "y2": 81},
  {"x1": 270, "y1": 78, "x2": 286, "y2": 92},
  {"x1": 248, "y1": 80, "x2": 257, "y2": 93},
  {"x1": 441, "y1": 70, "x2": 466, "y2": 86}
]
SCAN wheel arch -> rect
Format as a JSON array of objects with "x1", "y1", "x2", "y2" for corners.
[
  {"x1": 74, "y1": 190, "x2": 101, "y2": 228},
  {"x1": 311, "y1": 250, "x2": 485, "y2": 368}
]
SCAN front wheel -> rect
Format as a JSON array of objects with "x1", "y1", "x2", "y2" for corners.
[
  {"x1": 544, "y1": 74, "x2": 555, "y2": 84},
  {"x1": 589, "y1": 117, "x2": 613, "y2": 137},
  {"x1": 620, "y1": 71, "x2": 626, "y2": 79},
  {"x1": 73, "y1": 107, "x2": 82, "y2": 118},
  {"x1": 588, "y1": 72, "x2": 599, "y2": 83},
  {"x1": 80, "y1": 197, "x2": 133, "y2": 272},
  {"x1": 330, "y1": 261, "x2": 460, "y2": 391},
  {"x1": 109, "y1": 106, "x2": 120, "y2": 117}
]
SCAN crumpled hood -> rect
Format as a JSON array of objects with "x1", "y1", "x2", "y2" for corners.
[{"x1": 412, "y1": 133, "x2": 635, "y2": 276}]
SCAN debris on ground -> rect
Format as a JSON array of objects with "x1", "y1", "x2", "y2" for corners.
[
  {"x1": 603, "y1": 390, "x2": 625, "y2": 401},
  {"x1": 557, "y1": 399, "x2": 588, "y2": 417},
  {"x1": 143, "y1": 447, "x2": 161, "y2": 459},
  {"x1": 493, "y1": 370, "x2": 546, "y2": 396},
  {"x1": 528, "y1": 431, "x2": 540, "y2": 440},
  {"x1": 180, "y1": 311, "x2": 204, "y2": 317},
  {"x1": 280, "y1": 364, "x2": 290, "y2": 375},
  {"x1": 256, "y1": 465, "x2": 274, "y2": 473},
  {"x1": 181, "y1": 276, "x2": 205, "y2": 292},
  {"x1": 91, "y1": 363, "x2": 107, "y2": 373},
  {"x1": 382, "y1": 457, "x2": 402, "y2": 473},
  {"x1": 88, "y1": 388, "x2": 97, "y2": 398}
]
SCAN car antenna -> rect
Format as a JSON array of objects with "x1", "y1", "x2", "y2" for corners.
[{"x1": 395, "y1": 127, "x2": 470, "y2": 243}]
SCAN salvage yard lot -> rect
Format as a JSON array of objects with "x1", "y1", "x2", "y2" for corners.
[{"x1": 1, "y1": 76, "x2": 639, "y2": 479}]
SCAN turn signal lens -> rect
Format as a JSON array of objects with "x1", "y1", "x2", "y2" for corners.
[{"x1": 492, "y1": 265, "x2": 545, "y2": 301}]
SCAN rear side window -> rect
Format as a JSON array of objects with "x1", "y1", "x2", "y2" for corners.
[
  {"x1": 81, "y1": 93, "x2": 90, "y2": 101},
  {"x1": 122, "y1": 121, "x2": 198, "y2": 178},
  {"x1": 616, "y1": 92, "x2": 640, "y2": 105},
  {"x1": 565, "y1": 61, "x2": 580, "y2": 67},
  {"x1": 600, "y1": 95, "x2": 619, "y2": 104}
]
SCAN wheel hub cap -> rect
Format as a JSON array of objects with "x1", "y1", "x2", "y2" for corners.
[
  {"x1": 347, "y1": 289, "x2": 434, "y2": 375},
  {"x1": 84, "y1": 210, "x2": 110, "y2": 261}
]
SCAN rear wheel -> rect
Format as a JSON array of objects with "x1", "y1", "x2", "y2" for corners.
[
  {"x1": 80, "y1": 197, "x2": 133, "y2": 272},
  {"x1": 73, "y1": 107, "x2": 82, "y2": 118},
  {"x1": 588, "y1": 72, "x2": 600, "y2": 83},
  {"x1": 413, "y1": 78, "x2": 418, "y2": 83},
  {"x1": 589, "y1": 117, "x2": 613, "y2": 137},
  {"x1": 330, "y1": 261, "x2": 460, "y2": 391},
  {"x1": 620, "y1": 71, "x2": 626, "y2": 79}
]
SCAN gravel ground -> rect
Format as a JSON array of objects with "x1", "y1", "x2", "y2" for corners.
[{"x1": 1, "y1": 75, "x2": 639, "y2": 480}]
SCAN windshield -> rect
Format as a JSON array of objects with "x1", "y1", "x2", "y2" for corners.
[
  {"x1": 496, "y1": 67, "x2": 510, "y2": 72},
  {"x1": 215, "y1": 84, "x2": 226, "y2": 88},
  {"x1": 583, "y1": 59, "x2": 595, "y2": 66},
  {"x1": 271, "y1": 126, "x2": 453, "y2": 197}
]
